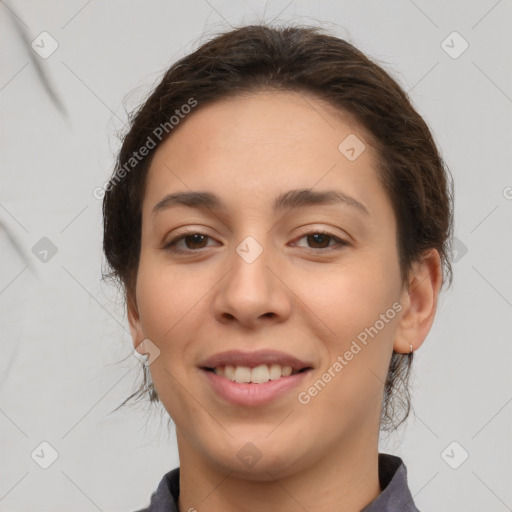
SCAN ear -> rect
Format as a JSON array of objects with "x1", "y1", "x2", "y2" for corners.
[
  {"x1": 394, "y1": 249, "x2": 443, "y2": 353},
  {"x1": 127, "y1": 290, "x2": 145, "y2": 351}
]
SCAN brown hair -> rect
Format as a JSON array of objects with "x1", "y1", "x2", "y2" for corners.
[{"x1": 103, "y1": 24, "x2": 453, "y2": 432}]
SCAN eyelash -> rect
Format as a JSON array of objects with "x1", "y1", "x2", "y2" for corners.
[{"x1": 162, "y1": 229, "x2": 349, "y2": 255}]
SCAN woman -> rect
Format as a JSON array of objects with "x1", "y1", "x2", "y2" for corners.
[{"x1": 102, "y1": 24, "x2": 453, "y2": 512}]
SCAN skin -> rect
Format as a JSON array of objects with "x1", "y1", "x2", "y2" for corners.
[{"x1": 128, "y1": 90, "x2": 442, "y2": 512}]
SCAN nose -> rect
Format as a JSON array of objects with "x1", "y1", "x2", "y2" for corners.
[{"x1": 212, "y1": 238, "x2": 292, "y2": 329}]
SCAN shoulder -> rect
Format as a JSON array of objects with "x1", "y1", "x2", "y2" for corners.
[
  {"x1": 132, "y1": 467, "x2": 180, "y2": 512},
  {"x1": 360, "y1": 453, "x2": 421, "y2": 512}
]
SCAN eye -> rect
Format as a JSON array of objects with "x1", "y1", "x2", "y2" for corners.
[
  {"x1": 163, "y1": 232, "x2": 217, "y2": 254},
  {"x1": 292, "y1": 230, "x2": 349, "y2": 251}
]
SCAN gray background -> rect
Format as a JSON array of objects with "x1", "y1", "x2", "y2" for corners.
[{"x1": 1, "y1": 1, "x2": 511, "y2": 511}]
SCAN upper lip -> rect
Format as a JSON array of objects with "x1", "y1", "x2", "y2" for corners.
[{"x1": 199, "y1": 349, "x2": 313, "y2": 371}]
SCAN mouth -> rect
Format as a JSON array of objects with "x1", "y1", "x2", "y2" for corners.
[
  {"x1": 201, "y1": 364, "x2": 313, "y2": 384},
  {"x1": 198, "y1": 348, "x2": 314, "y2": 383},
  {"x1": 200, "y1": 364, "x2": 314, "y2": 407},
  {"x1": 198, "y1": 349, "x2": 315, "y2": 405}
]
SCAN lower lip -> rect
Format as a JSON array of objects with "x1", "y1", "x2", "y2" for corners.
[{"x1": 201, "y1": 369, "x2": 312, "y2": 407}]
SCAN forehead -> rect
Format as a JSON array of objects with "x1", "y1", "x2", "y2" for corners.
[
  {"x1": 151, "y1": 90, "x2": 366, "y2": 163},
  {"x1": 142, "y1": 90, "x2": 390, "y2": 221}
]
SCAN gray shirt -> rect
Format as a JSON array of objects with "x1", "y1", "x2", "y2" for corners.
[{"x1": 134, "y1": 452, "x2": 420, "y2": 512}]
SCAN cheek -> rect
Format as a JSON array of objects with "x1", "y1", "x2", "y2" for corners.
[
  {"x1": 135, "y1": 255, "x2": 192, "y2": 349},
  {"x1": 134, "y1": 259, "x2": 206, "y2": 414},
  {"x1": 134, "y1": 254, "x2": 221, "y2": 370},
  {"x1": 297, "y1": 253, "x2": 400, "y2": 340},
  {"x1": 293, "y1": 253, "x2": 400, "y2": 407}
]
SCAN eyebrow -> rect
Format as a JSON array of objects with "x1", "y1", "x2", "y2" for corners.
[{"x1": 152, "y1": 188, "x2": 369, "y2": 216}]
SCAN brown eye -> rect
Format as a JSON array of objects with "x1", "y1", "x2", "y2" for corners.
[
  {"x1": 163, "y1": 232, "x2": 215, "y2": 253},
  {"x1": 306, "y1": 233, "x2": 333, "y2": 249},
  {"x1": 182, "y1": 234, "x2": 209, "y2": 250},
  {"x1": 294, "y1": 231, "x2": 348, "y2": 251}
]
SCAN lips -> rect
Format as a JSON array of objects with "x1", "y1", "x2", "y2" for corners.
[
  {"x1": 198, "y1": 349, "x2": 315, "y2": 406},
  {"x1": 198, "y1": 349, "x2": 314, "y2": 372}
]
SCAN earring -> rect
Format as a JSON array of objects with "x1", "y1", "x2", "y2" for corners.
[{"x1": 410, "y1": 344, "x2": 413, "y2": 354}]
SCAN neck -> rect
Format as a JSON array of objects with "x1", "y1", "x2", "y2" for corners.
[{"x1": 176, "y1": 429, "x2": 381, "y2": 512}]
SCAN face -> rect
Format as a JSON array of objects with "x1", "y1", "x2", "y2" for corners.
[{"x1": 129, "y1": 90, "x2": 411, "y2": 479}]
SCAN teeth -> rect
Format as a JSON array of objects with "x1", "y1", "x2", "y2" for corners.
[
  {"x1": 250, "y1": 364, "x2": 269, "y2": 383},
  {"x1": 234, "y1": 365, "x2": 251, "y2": 383},
  {"x1": 268, "y1": 364, "x2": 281, "y2": 380},
  {"x1": 214, "y1": 364, "x2": 295, "y2": 383}
]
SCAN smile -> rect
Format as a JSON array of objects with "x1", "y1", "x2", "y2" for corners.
[{"x1": 201, "y1": 366, "x2": 313, "y2": 407}]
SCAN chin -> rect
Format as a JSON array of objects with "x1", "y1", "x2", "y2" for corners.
[{"x1": 205, "y1": 437, "x2": 313, "y2": 481}]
